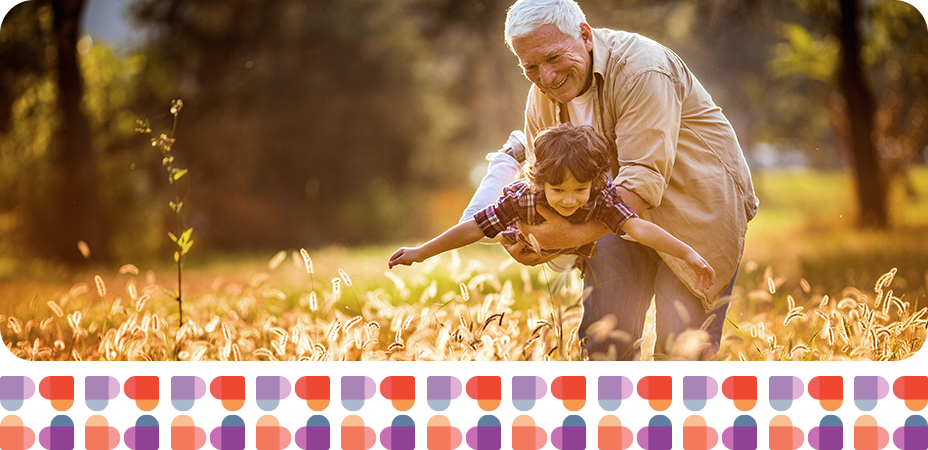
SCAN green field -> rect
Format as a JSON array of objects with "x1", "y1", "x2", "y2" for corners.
[{"x1": 1, "y1": 167, "x2": 926, "y2": 361}]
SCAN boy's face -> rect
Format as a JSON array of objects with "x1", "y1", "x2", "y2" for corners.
[{"x1": 543, "y1": 171, "x2": 592, "y2": 217}]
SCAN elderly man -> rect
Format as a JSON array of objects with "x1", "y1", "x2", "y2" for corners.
[{"x1": 461, "y1": 0, "x2": 757, "y2": 360}]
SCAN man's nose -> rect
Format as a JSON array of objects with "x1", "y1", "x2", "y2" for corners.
[{"x1": 539, "y1": 64, "x2": 557, "y2": 85}]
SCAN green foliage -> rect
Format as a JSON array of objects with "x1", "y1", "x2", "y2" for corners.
[
  {"x1": 768, "y1": 23, "x2": 841, "y2": 82},
  {"x1": 868, "y1": 0, "x2": 928, "y2": 92},
  {"x1": 80, "y1": 44, "x2": 164, "y2": 262},
  {"x1": 0, "y1": 2, "x2": 165, "y2": 264}
]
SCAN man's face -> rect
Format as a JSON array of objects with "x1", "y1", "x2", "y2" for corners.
[{"x1": 511, "y1": 23, "x2": 594, "y2": 104}]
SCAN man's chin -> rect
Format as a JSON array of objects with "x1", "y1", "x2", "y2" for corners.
[{"x1": 539, "y1": 86, "x2": 576, "y2": 103}]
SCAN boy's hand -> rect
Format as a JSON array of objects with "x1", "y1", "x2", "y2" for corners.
[
  {"x1": 389, "y1": 247, "x2": 423, "y2": 268},
  {"x1": 686, "y1": 252, "x2": 717, "y2": 291}
]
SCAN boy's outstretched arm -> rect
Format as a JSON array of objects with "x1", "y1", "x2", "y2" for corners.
[
  {"x1": 389, "y1": 219, "x2": 486, "y2": 268},
  {"x1": 620, "y1": 218, "x2": 717, "y2": 290}
]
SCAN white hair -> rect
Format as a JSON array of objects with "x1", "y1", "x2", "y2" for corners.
[{"x1": 505, "y1": 0, "x2": 587, "y2": 50}]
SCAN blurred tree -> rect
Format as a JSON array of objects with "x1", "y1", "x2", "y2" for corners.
[
  {"x1": 46, "y1": 0, "x2": 112, "y2": 259},
  {"x1": 127, "y1": 0, "x2": 532, "y2": 248},
  {"x1": 868, "y1": 0, "x2": 928, "y2": 199},
  {"x1": 589, "y1": 0, "x2": 926, "y2": 229},
  {"x1": 769, "y1": 0, "x2": 928, "y2": 228},
  {"x1": 0, "y1": 1, "x2": 115, "y2": 263},
  {"x1": 413, "y1": 0, "x2": 527, "y2": 180},
  {"x1": 836, "y1": 0, "x2": 887, "y2": 228}
]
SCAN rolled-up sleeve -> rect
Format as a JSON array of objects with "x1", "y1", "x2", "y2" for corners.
[{"x1": 612, "y1": 70, "x2": 683, "y2": 209}]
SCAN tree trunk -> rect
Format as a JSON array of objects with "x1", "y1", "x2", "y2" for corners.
[
  {"x1": 836, "y1": 0, "x2": 889, "y2": 228},
  {"x1": 46, "y1": 0, "x2": 110, "y2": 262}
]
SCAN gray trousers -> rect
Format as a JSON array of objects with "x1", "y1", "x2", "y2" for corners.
[{"x1": 579, "y1": 233, "x2": 735, "y2": 360}]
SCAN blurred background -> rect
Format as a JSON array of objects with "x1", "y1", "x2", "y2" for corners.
[{"x1": 1, "y1": 0, "x2": 927, "y2": 295}]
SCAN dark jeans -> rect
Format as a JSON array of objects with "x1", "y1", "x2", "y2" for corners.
[{"x1": 579, "y1": 233, "x2": 736, "y2": 360}]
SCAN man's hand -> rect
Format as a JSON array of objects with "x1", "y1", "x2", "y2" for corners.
[
  {"x1": 518, "y1": 204, "x2": 610, "y2": 249},
  {"x1": 503, "y1": 240, "x2": 556, "y2": 266}
]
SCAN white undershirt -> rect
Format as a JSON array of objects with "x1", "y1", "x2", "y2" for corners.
[{"x1": 567, "y1": 86, "x2": 596, "y2": 127}]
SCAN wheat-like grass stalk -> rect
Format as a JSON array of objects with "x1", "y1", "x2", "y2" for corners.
[{"x1": 2, "y1": 255, "x2": 921, "y2": 362}]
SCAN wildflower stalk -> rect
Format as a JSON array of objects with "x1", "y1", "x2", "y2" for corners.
[{"x1": 137, "y1": 99, "x2": 193, "y2": 332}]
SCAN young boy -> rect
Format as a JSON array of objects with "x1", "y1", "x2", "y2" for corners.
[{"x1": 389, "y1": 123, "x2": 716, "y2": 291}]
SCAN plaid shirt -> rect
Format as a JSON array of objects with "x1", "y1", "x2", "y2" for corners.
[{"x1": 473, "y1": 178, "x2": 639, "y2": 258}]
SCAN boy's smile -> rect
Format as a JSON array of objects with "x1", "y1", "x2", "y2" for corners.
[{"x1": 543, "y1": 171, "x2": 592, "y2": 217}]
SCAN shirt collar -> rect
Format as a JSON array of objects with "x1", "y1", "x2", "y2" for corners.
[{"x1": 589, "y1": 27, "x2": 609, "y2": 91}]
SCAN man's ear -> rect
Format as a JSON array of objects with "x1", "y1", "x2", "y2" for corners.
[{"x1": 580, "y1": 23, "x2": 593, "y2": 51}]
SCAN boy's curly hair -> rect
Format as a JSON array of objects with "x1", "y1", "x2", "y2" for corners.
[{"x1": 525, "y1": 123, "x2": 611, "y2": 191}]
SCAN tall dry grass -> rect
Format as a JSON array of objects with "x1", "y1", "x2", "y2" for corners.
[
  {"x1": 0, "y1": 250, "x2": 580, "y2": 362},
  {"x1": 1, "y1": 249, "x2": 925, "y2": 361},
  {"x1": 723, "y1": 265, "x2": 926, "y2": 361}
]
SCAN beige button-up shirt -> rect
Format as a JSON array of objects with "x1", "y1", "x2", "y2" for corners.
[{"x1": 524, "y1": 28, "x2": 759, "y2": 310}]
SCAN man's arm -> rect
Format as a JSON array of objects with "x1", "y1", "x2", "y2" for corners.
[
  {"x1": 611, "y1": 72, "x2": 684, "y2": 210},
  {"x1": 612, "y1": 185, "x2": 650, "y2": 213},
  {"x1": 514, "y1": 186, "x2": 651, "y2": 249},
  {"x1": 499, "y1": 204, "x2": 606, "y2": 266}
]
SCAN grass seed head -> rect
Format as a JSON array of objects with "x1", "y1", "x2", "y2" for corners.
[
  {"x1": 874, "y1": 268, "x2": 897, "y2": 293},
  {"x1": 47, "y1": 301, "x2": 64, "y2": 318},
  {"x1": 94, "y1": 275, "x2": 106, "y2": 297},
  {"x1": 77, "y1": 241, "x2": 91, "y2": 258},
  {"x1": 135, "y1": 295, "x2": 150, "y2": 312},
  {"x1": 309, "y1": 292, "x2": 318, "y2": 312},
  {"x1": 338, "y1": 268, "x2": 352, "y2": 287},
  {"x1": 300, "y1": 249, "x2": 314, "y2": 274},
  {"x1": 345, "y1": 316, "x2": 362, "y2": 332},
  {"x1": 269, "y1": 250, "x2": 287, "y2": 270},
  {"x1": 402, "y1": 314, "x2": 413, "y2": 331},
  {"x1": 527, "y1": 233, "x2": 542, "y2": 254}
]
